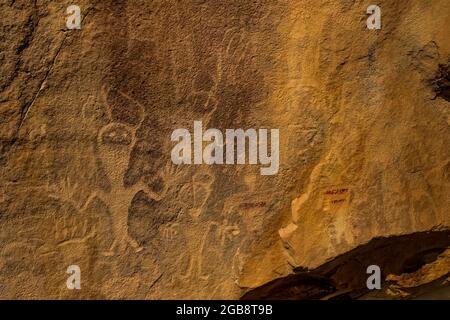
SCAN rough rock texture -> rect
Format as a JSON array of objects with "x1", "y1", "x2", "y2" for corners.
[{"x1": 0, "y1": 0, "x2": 449, "y2": 299}]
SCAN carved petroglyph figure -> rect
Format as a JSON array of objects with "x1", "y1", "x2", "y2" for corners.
[
  {"x1": 218, "y1": 219, "x2": 240, "y2": 246},
  {"x1": 91, "y1": 87, "x2": 164, "y2": 254},
  {"x1": 159, "y1": 222, "x2": 179, "y2": 240},
  {"x1": 178, "y1": 225, "x2": 212, "y2": 282},
  {"x1": 148, "y1": 161, "x2": 186, "y2": 202},
  {"x1": 45, "y1": 177, "x2": 96, "y2": 249},
  {"x1": 220, "y1": 28, "x2": 252, "y2": 81},
  {"x1": 223, "y1": 192, "x2": 267, "y2": 234},
  {"x1": 183, "y1": 28, "x2": 251, "y2": 124},
  {"x1": 178, "y1": 30, "x2": 253, "y2": 221},
  {"x1": 188, "y1": 171, "x2": 215, "y2": 220},
  {"x1": 176, "y1": 218, "x2": 241, "y2": 284}
]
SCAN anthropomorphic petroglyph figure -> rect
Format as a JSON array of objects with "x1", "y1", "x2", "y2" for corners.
[
  {"x1": 180, "y1": 30, "x2": 252, "y2": 222},
  {"x1": 175, "y1": 217, "x2": 241, "y2": 287},
  {"x1": 188, "y1": 171, "x2": 215, "y2": 220},
  {"x1": 94, "y1": 87, "x2": 164, "y2": 254},
  {"x1": 177, "y1": 224, "x2": 212, "y2": 282}
]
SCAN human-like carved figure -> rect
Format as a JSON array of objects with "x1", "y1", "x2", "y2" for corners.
[
  {"x1": 188, "y1": 171, "x2": 215, "y2": 221},
  {"x1": 91, "y1": 87, "x2": 164, "y2": 254},
  {"x1": 177, "y1": 224, "x2": 212, "y2": 282},
  {"x1": 0, "y1": 185, "x2": 5, "y2": 205},
  {"x1": 179, "y1": 30, "x2": 252, "y2": 222}
]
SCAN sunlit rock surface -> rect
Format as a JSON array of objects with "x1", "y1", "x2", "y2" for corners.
[{"x1": 0, "y1": 0, "x2": 448, "y2": 299}]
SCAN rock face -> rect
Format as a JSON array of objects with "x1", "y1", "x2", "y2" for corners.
[{"x1": 0, "y1": 0, "x2": 449, "y2": 299}]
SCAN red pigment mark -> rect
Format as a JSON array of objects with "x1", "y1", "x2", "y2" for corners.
[{"x1": 324, "y1": 188, "x2": 348, "y2": 195}]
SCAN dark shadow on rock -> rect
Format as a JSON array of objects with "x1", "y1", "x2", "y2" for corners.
[{"x1": 241, "y1": 230, "x2": 450, "y2": 300}]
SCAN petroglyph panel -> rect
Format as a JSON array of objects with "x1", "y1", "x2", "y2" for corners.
[{"x1": 0, "y1": 0, "x2": 449, "y2": 300}]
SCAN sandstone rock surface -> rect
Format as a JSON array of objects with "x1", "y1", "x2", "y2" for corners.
[{"x1": 0, "y1": 0, "x2": 449, "y2": 299}]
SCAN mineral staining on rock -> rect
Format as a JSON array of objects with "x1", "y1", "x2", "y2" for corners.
[{"x1": 0, "y1": 0, "x2": 449, "y2": 299}]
